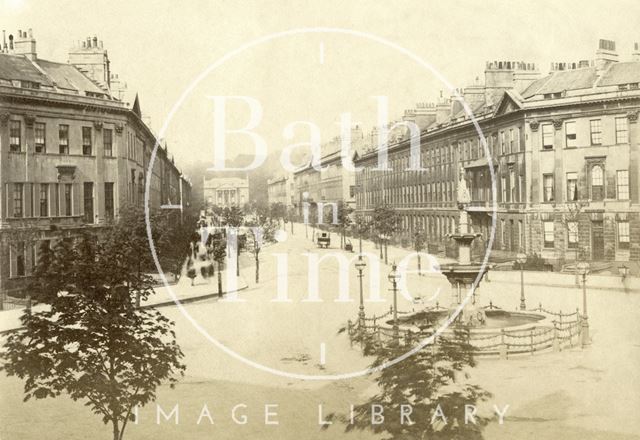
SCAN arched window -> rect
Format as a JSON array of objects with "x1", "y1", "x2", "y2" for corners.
[{"x1": 591, "y1": 165, "x2": 604, "y2": 201}]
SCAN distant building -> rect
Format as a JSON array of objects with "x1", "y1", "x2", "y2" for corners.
[
  {"x1": 292, "y1": 126, "x2": 366, "y2": 216},
  {"x1": 203, "y1": 176, "x2": 249, "y2": 208},
  {"x1": 267, "y1": 174, "x2": 294, "y2": 207},
  {"x1": 0, "y1": 29, "x2": 190, "y2": 297},
  {"x1": 354, "y1": 39, "x2": 640, "y2": 265}
]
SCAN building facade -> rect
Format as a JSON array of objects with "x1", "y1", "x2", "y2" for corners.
[
  {"x1": 292, "y1": 127, "x2": 366, "y2": 216},
  {"x1": 267, "y1": 174, "x2": 294, "y2": 208},
  {"x1": 355, "y1": 39, "x2": 640, "y2": 265},
  {"x1": 0, "y1": 30, "x2": 190, "y2": 297},
  {"x1": 203, "y1": 175, "x2": 249, "y2": 209}
]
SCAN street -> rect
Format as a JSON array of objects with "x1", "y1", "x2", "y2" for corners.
[{"x1": 1, "y1": 224, "x2": 640, "y2": 439}]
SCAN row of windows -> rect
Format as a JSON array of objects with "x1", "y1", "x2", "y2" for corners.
[
  {"x1": 541, "y1": 168, "x2": 629, "y2": 202},
  {"x1": 10, "y1": 182, "x2": 114, "y2": 221},
  {"x1": 541, "y1": 117, "x2": 628, "y2": 150},
  {"x1": 9, "y1": 120, "x2": 114, "y2": 156},
  {"x1": 542, "y1": 220, "x2": 630, "y2": 249}
]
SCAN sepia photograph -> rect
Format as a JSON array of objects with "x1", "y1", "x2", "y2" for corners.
[{"x1": 0, "y1": 1, "x2": 639, "y2": 439}]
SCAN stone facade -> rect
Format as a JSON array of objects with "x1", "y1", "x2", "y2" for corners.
[
  {"x1": 203, "y1": 176, "x2": 249, "y2": 208},
  {"x1": 354, "y1": 40, "x2": 640, "y2": 265},
  {"x1": 0, "y1": 30, "x2": 190, "y2": 297}
]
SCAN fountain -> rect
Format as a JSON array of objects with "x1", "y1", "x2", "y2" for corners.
[
  {"x1": 438, "y1": 167, "x2": 491, "y2": 326},
  {"x1": 398, "y1": 168, "x2": 545, "y2": 332}
]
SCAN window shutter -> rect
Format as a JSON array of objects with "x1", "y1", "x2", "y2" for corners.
[
  {"x1": 73, "y1": 182, "x2": 81, "y2": 217},
  {"x1": 6, "y1": 183, "x2": 13, "y2": 217}
]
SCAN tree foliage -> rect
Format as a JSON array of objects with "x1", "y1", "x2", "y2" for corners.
[
  {"x1": 2, "y1": 228, "x2": 185, "y2": 440},
  {"x1": 328, "y1": 329, "x2": 491, "y2": 439}
]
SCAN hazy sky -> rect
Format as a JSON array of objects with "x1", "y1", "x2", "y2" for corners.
[{"x1": 2, "y1": 0, "x2": 639, "y2": 170}]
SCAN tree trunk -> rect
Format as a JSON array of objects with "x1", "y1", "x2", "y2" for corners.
[
  {"x1": 217, "y1": 261, "x2": 223, "y2": 296},
  {"x1": 417, "y1": 254, "x2": 422, "y2": 275},
  {"x1": 112, "y1": 419, "x2": 120, "y2": 440},
  {"x1": 255, "y1": 254, "x2": 260, "y2": 283},
  {"x1": 236, "y1": 246, "x2": 240, "y2": 277},
  {"x1": 384, "y1": 243, "x2": 388, "y2": 265}
]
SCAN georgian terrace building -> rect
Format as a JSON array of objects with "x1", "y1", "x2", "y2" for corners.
[
  {"x1": 0, "y1": 30, "x2": 190, "y2": 297},
  {"x1": 354, "y1": 39, "x2": 640, "y2": 266}
]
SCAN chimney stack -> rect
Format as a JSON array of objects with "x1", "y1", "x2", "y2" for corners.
[
  {"x1": 13, "y1": 28, "x2": 37, "y2": 60},
  {"x1": 69, "y1": 36, "x2": 111, "y2": 89},
  {"x1": 595, "y1": 39, "x2": 618, "y2": 75},
  {"x1": 484, "y1": 60, "x2": 539, "y2": 107},
  {"x1": 435, "y1": 91, "x2": 450, "y2": 125},
  {"x1": 633, "y1": 42, "x2": 640, "y2": 62}
]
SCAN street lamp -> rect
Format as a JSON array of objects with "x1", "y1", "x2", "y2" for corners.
[
  {"x1": 355, "y1": 256, "x2": 367, "y2": 327},
  {"x1": 576, "y1": 261, "x2": 590, "y2": 348},
  {"x1": 388, "y1": 263, "x2": 401, "y2": 342},
  {"x1": 516, "y1": 252, "x2": 527, "y2": 310}
]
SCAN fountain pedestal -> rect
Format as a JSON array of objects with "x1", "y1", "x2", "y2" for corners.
[{"x1": 439, "y1": 175, "x2": 491, "y2": 327}]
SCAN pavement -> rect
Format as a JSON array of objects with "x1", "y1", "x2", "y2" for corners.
[{"x1": 1, "y1": 221, "x2": 639, "y2": 440}]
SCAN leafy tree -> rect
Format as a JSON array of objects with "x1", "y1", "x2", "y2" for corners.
[
  {"x1": 206, "y1": 232, "x2": 227, "y2": 296},
  {"x1": 328, "y1": 328, "x2": 491, "y2": 439},
  {"x1": 155, "y1": 211, "x2": 195, "y2": 282},
  {"x1": 1, "y1": 232, "x2": 185, "y2": 440},
  {"x1": 246, "y1": 214, "x2": 277, "y2": 283},
  {"x1": 337, "y1": 204, "x2": 354, "y2": 249},
  {"x1": 373, "y1": 204, "x2": 399, "y2": 264},
  {"x1": 352, "y1": 214, "x2": 372, "y2": 254}
]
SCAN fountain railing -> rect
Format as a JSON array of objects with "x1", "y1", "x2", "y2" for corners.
[{"x1": 347, "y1": 305, "x2": 583, "y2": 359}]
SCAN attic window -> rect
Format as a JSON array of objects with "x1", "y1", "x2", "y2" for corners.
[
  {"x1": 619, "y1": 84, "x2": 629, "y2": 91},
  {"x1": 630, "y1": 83, "x2": 639, "y2": 90},
  {"x1": 543, "y1": 93, "x2": 552, "y2": 99},
  {"x1": 86, "y1": 91, "x2": 105, "y2": 98},
  {"x1": 20, "y1": 81, "x2": 40, "y2": 89},
  {"x1": 553, "y1": 92, "x2": 563, "y2": 99}
]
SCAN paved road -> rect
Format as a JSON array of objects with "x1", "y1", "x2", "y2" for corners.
[{"x1": 1, "y1": 223, "x2": 639, "y2": 439}]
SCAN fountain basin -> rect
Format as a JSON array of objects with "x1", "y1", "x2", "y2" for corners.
[{"x1": 394, "y1": 308, "x2": 547, "y2": 332}]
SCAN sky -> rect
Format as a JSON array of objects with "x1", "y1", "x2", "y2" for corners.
[{"x1": 2, "y1": 0, "x2": 639, "y2": 171}]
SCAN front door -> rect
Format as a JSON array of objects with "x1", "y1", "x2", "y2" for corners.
[{"x1": 591, "y1": 221, "x2": 604, "y2": 260}]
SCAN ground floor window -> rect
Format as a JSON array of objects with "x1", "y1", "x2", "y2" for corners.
[
  {"x1": 11, "y1": 241, "x2": 26, "y2": 277},
  {"x1": 543, "y1": 221, "x2": 554, "y2": 248},
  {"x1": 567, "y1": 222, "x2": 578, "y2": 249},
  {"x1": 618, "y1": 221, "x2": 630, "y2": 250}
]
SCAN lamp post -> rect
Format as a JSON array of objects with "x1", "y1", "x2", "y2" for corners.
[
  {"x1": 388, "y1": 263, "x2": 401, "y2": 342},
  {"x1": 577, "y1": 261, "x2": 590, "y2": 348},
  {"x1": 516, "y1": 253, "x2": 527, "y2": 310},
  {"x1": 355, "y1": 256, "x2": 367, "y2": 327}
]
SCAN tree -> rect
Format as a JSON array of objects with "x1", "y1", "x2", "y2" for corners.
[
  {"x1": 207, "y1": 232, "x2": 227, "y2": 296},
  {"x1": 337, "y1": 204, "x2": 354, "y2": 250},
  {"x1": 352, "y1": 214, "x2": 372, "y2": 254},
  {"x1": 562, "y1": 200, "x2": 587, "y2": 262},
  {"x1": 327, "y1": 328, "x2": 491, "y2": 439},
  {"x1": 156, "y1": 210, "x2": 196, "y2": 282},
  {"x1": 373, "y1": 204, "x2": 399, "y2": 264},
  {"x1": 222, "y1": 206, "x2": 245, "y2": 276},
  {"x1": 1, "y1": 232, "x2": 185, "y2": 440},
  {"x1": 413, "y1": 229, "x2": 427, "y2": 276},
  {"x1": 246, "y1": 214, "x2": 277, "y2": 283}
]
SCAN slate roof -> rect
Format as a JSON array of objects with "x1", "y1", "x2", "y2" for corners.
[
  {"x1": 522, "y1": 67, "x2": 599, "y2": 98},
  {"x1": 0, "y1": 53, "x2": 109, "y2": 97},
  {"x1": 599, "y1": 62, "x2": 640, "y2": 86}
]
